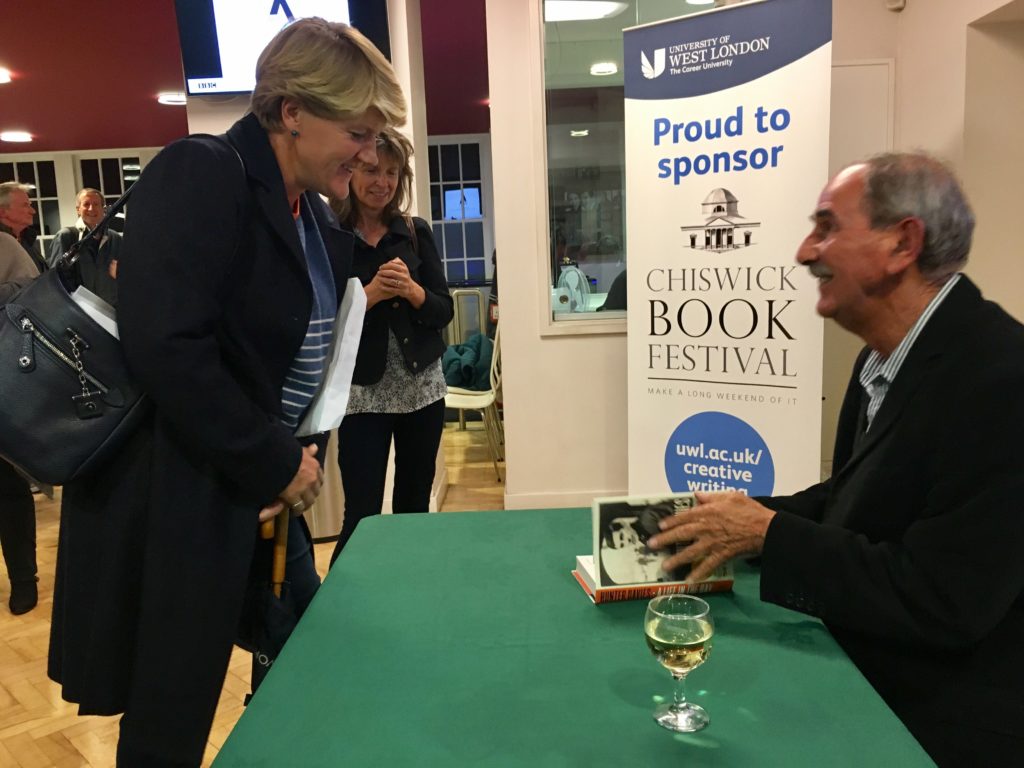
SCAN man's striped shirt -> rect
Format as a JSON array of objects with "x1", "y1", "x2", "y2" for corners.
[{"x1": 858, "y1": 273, "x2": 960, "y2": 430}]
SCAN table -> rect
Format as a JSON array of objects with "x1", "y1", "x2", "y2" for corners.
[{"x1": 215, "y1": 508, "x2": 934, "y2": 767}]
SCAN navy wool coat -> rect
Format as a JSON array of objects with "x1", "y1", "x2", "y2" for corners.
[{"x1": 48, "y1": 113, "x2": 352, "y2": 764}]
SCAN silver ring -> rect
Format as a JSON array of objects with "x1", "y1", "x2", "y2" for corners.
[{"x1": 290, "y1": 500, "x2": 306, "y2": 513}]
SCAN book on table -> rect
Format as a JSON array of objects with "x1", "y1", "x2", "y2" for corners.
[{"x1": 572, "y1": 492, "x2": 734, "y2": 604}]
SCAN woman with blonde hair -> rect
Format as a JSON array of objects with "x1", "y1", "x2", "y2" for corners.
[
  {"x1": 48, "y1": 19, "x2": 406, "y2": 765},
  {"x1": 329, "y1": 129, "x2": 453, "y2": 562}
]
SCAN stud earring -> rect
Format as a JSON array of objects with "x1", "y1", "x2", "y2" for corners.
[{"x1": 291, "y1": 129, "x2": 299, "y2": 137}]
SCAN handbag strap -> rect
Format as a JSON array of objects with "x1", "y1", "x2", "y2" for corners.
[{"x1": 59, "y1": 134, "x2": 246, "y2": 272}]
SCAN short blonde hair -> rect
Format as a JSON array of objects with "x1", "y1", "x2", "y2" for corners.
[
  {"x1": 334, "y1": 129, "x2": 415, "y2": 226},
  {"x1": 250, "y1": 18, "x2": 407, "y2": 132}
]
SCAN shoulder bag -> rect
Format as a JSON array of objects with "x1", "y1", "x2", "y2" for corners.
[
  {"x1": 0, "y1": 188, "x2": 147, "y2": 484},
  {"x1": 0, "y1": 135, "x2": 243, "y2": 485}
]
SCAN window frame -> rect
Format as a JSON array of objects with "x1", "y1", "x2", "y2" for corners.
[{"x1": 426, "y1": 133, "x2": 495, "y2": 287}]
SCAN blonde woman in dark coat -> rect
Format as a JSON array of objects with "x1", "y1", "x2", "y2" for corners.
[{"x1": 47, "y1": 19, "x2": 406, "y2": 766}]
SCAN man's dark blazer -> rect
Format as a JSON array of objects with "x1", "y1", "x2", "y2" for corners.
[
  {"x1": 758, "y1": 276, "x2": 1024, "y2": 765},
  {"x1": 48, "y1": 225, "x2": 121, "y2": 306}
]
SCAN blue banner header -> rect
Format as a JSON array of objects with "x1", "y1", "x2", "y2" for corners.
[{"x1": 624, "y1": 0, "x2": 831, "y2": 100}]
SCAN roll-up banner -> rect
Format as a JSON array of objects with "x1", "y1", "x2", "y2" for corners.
[{"x1": 624, "y1": 0, "x2": 831, "y2": 496}]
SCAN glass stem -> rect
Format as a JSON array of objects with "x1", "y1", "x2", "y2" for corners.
[{"x1": 672, "y1": 673, "x2": 688, "y2": 710}]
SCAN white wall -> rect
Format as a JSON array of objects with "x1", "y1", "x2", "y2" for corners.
[
  {"x1": 894, "y1": 0, "x2": 1009, "y2": 164},
  {"x1": 833, "y1": 0, "x2": 898, "y2": 61},
  {"x1": 963, "y1": 13, "x2": 1024, "y2": 321},
  {"x1": 385, "y1": 0, "x2": 431, "y2": 218},
  {"x1": 486, "y1": 0, "x2": 630, "y2": 509}
]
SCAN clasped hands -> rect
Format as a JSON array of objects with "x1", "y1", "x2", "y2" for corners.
[
  {"x1": 646, "y1": 491, "x2": 776, "y2": 581},
  {"x1": 369, "y1": 258, "x2": 422, "y2": 303},
  {"x1": 258, "y1": 444, "x2": 323, "y2": 523}
]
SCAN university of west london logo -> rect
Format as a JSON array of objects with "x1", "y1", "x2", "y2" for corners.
[{"x1": 641, "y1": 48, "x2": 666, "y2": 79}]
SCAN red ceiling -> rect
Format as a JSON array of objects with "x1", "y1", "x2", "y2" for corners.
[
  {"x1": 421, "y1": 0, "x2": 490, "y2": 135},
  {"x1": 1, "y1": 4, "x2": 190, "y2": 153},
  {"x1": 0, "y1": 1, "x2": 489, "y2": 155}
]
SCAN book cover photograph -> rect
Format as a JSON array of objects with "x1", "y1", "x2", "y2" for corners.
[{"x1": 572, "y1": 493, "x2": 733, "y2": 604}]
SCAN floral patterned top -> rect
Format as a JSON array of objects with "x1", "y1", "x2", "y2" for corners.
[{"x1": 346, "y1": 328, "x2": 447, "y2": 415}]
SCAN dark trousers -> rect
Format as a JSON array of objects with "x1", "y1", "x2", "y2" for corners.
[
  {"x1": 0, "y1": 459, "x2": 36, "y2": 585},
  {"x1": 116, "y1": 516, "x2": 322, "y2": 767},
  {"x1": 249, "y1": 514, "x2": 320, "y2": 694},
  {"x1": 331, "y1": 398, "x2": 445, "y2": 564}
]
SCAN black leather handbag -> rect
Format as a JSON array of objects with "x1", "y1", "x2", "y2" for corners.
[{"x1": 0, "y1": 191, "x2": 148, "y2": 484}]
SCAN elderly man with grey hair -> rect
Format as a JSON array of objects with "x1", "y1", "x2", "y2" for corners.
[
  {"x1": 0, "y1": 181, "x2": 40, "y2": 616},
  {"x1": 649, "y1": 153, "x2": 1024, "y2": 765},
  {"x1": 0, "y1": 181, "x2": 45, "y2": 273},
  {"x1": 0, "y1": 186, "x2": 39, "y2": 302}
]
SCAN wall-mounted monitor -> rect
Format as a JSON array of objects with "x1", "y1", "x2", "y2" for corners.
[{"x1": 174, "y1": 0, "x2": 391, "y2": 96}]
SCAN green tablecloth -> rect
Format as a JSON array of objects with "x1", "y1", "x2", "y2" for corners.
[{"x1": 216, "y1": 508, "x2": 934, "y2": 767}]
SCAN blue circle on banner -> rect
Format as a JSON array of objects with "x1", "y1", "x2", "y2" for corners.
[{"x1": 664, "y1": 411, "x2": 775, "y2": 496}]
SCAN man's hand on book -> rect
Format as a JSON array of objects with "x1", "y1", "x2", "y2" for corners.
[{"x1": 648, "y1": 491, "x2": 775, "y2": 582}]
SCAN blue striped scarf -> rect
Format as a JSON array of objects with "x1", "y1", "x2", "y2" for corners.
[{"x1": 280, "y1": 198, "x2": 338, "y2": 430}]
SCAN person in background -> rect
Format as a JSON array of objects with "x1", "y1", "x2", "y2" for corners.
[
  {"x1": 0, "y1": 220, "x2": 40, "y2": 615},
  {"x1": 0, "y1": 460, "x2": 36, "y2": 615},
  {"x1": 486, "y1": 248, "x2": 498, "y2": 338},
  {"x1": 599, "y1": 268, "x2": 626, "y2": 311},
  {"x1": 47, "y1": 19, "x2": 406, "y2": 766},
  {"x1": 0, "y1": 182, "x2": 45, "y2": 273},
  {"x1": 329, "y1": 129, "x2": 453, "y2": 564},
  {"x1": 649, "y1": 153, "x2": 1024, "y2": 766},
  {"x1": 0, "y1": 218, "x2": 39, "y2": 300},
  {"x1": 48, "y1": 187, "x2": 121, "y2": 306}
]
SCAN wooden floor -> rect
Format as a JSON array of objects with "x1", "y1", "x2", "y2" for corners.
[{"x1": 0, "y1": 423, "x2": 503, "y2": 767}]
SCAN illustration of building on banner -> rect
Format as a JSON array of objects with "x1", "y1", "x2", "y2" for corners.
[{"x1": 679, "y1": 188, "x2": 761, "y2": 252}]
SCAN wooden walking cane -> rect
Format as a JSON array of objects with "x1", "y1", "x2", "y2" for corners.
[{"x1": 260, "y1": 512, "x2": 289, "y2": 598}]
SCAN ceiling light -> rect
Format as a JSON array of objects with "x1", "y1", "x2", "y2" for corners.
[
  {"x1": 0, "y1": 68, "x2": 11, "y2": 84},
  {"x1": 590, "y1": 62, "x2": 618, "y2": 76},
  {"x1": 157, "y1": 92, "x2": 187, "y2": 105},
  {"x1": 545, "y1": 1, "x2": 629, "y2": 22},
  {"x1": 686, "y1": 0, "x2": 717, "y2": 5},
  {"x1": 122, "y1": 164, "x2": 141, "y2": 171},
  {"x1": 0, "y1": 131, "x2": 32, "y2": 143},
  {"x1": 570, "y1": 129, "x2": 590, "y2": 138}
]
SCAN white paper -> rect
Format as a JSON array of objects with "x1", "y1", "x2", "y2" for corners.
[
  {"x1": 70, "y1": 285, "x2": 119, "y2": 339},
  {"x1": 295, "y1": 277, "x2": 366, "y2": 437}
]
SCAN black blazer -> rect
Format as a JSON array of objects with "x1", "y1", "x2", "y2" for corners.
[
  {"x1": 349, "y1": 216, "x2": 453, "y2": 386},
  {"x1": 758, "y1": 277, "x2": 1024, "y2": 765}
]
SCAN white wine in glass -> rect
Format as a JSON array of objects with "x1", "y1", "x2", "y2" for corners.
[{"x1": 644, "y1": 594, "x2": 713, "y2": 732}]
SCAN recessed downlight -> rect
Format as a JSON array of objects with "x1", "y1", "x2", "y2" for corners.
[
  {"x1": 0, "y1": 131, "x2": 32, "y2": 143},
  {"x1": 545, "y1": 1, "x2": 629, "y2": 22},
  {"x1": 590, "y1": 62, "x2": 618, "y2": 77},
  {"x1": 157, "y1": 92, "x2": 187, "y2": 105},
  {"x1": 570, "y1": 129, "x2": 590, "y2": 138}
]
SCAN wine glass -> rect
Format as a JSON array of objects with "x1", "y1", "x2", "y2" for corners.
[{"x1": 644, "y1": 594, "x2": 714, "y2": 732}]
